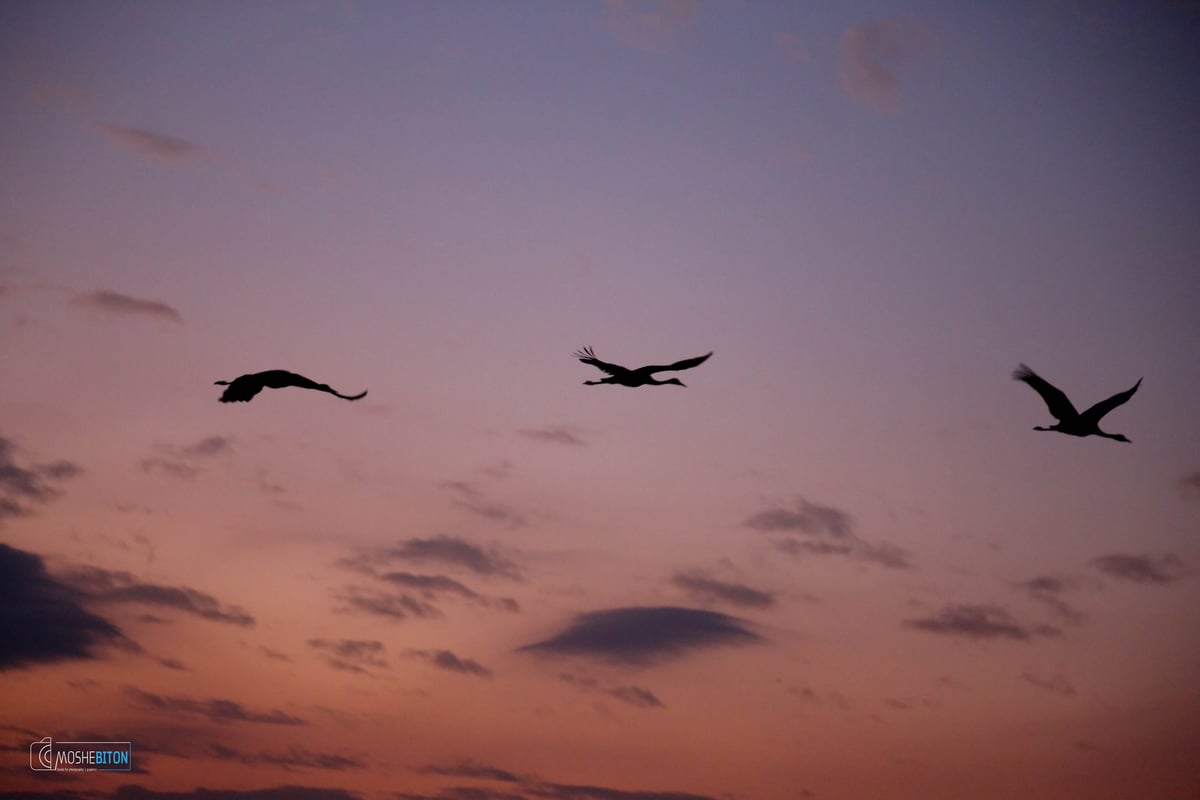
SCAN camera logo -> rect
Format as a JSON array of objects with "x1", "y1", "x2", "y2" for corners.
[
  {"x1": 29, "y1": 737, "x2": 132, "y2": 772},
  {"x1": 30, "y1": 737, "x2": 54, "y2": 771}
]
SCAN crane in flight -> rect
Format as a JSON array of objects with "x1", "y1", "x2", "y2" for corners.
[
  {"x1": 573, "y1": 346, "x2": 712, "y2": 387},
  {"x1": 1012, "y1": 363, "x2": 1140, "y2": 442},
  {"x1": 214, "y1": 370, "x2": 367, "y2": 403}
]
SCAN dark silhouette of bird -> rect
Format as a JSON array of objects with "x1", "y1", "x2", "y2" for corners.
[
  {"x1": 573, "y1": 346, "x2": 712, "y2": 387},
  {"x1": 214, "y1": 370, "x2": 367, "y2": 403},
  {"x1": 1012, "y1": 364, "x2": 1140, "y2": 442}
]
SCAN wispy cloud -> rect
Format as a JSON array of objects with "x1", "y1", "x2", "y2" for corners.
[
  {"x1": 62, "y1": 565, "x2": 255, "y2": 626},
  {"x1": 408, "y1": 649, "x2": 494, "y2": 678},
  {"x1": 139, "y1": 435, "x2": 233, "y2": 480},
  {"x1": 788, "y1": 686, "x2": 851, "y2": 710},
  {"x1": 0, "y1": 436, "x2": 82, "y2": 521},
  {"x1": 342, "y1": 535, "x2": 522, "y2": 580},
  {"x1": 73, "y1": 289, "x2": 184, "y2": 322},
  {"x1": 0, "y1": 543, "x2": 127, "y2": 670},
  {"x1": 442, "y1": 481, "x2": 527, "y2": 528},
  {"x1": 205, "y1": 743, "x2": 366, "y2": 771},
  {"x1": 308, "y1": 638, "x2": 388, "y2": 674},
  {"x1": 416, "y1": 761, "x2": 523, "y2": 782},
  {"x1": 597, "y1": 0, "x2": 697, "y2": 53},
  {"x1": 744, "y1": 497, "x2": 911, "y2": 569},
  {"x1": 1012, "y1": 575, "x2": 1088, "y2": 625},
  {"x1": 380, "y1": 571, "x2": 519, "y2": 612},
  {"x1": 99, "y1": 124, "x2": 205, "y2": 162},
  {"x1": 518, "y1": 425, "x2": 590, "y2": 447},
  {"x1": 519, "y1": 606, "x2": 763, "y2": 666},
  {"x1": 904, "y1": 604, "x2": 1062, "y2": 641},
  {"x1": 559, "y1": 672, "x2": 666, "y2": 710},
  {"x1": 838, "y1": 17, "x2": 937, "y2": 112},
  {"x1": 671, "y1": 572, "x2": 775, "y2": 609},
  {"x1": 403, "y1": 760, "x2": 721, "y2": 800},
  {"x1": 335, "y1": 585, "x2": 441, "y2": 621},
  {"x1": 1021, "y1": 671, "x2": 1075, "y2": 696},
  {"x1": 1091, "y1": 553, "x2": 1186, "y2": 585},
  {"x1": 1177, "y1": 471, "x2": 1200, "y2": 499},
  {"x1": 124, "y1": 687, "x2": 305, "y2": 725}
]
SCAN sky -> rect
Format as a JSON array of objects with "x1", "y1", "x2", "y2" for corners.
[{"x1": 2, "y1": 1, "x2": 1199, "y2": 799}]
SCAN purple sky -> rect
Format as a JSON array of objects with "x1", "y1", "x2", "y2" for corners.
[{"x1": 2, "y1": 2, "x2": 1199, "y2": 799}]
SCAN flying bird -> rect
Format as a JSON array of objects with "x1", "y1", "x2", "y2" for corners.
[
  {"x1": 1012, "y1": 363, "x2": 1140, "y2": 442},
  {"x1": 573, "y1": 346, "x2": 712, "y2": 387},
  {"x1": 214, "y1": 370, "x2": 367, "y2": 403}
]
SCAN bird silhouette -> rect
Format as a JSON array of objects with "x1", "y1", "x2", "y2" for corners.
[
  {"x1": 1012, "y1": 364, "x2": 1140, "y2": 442},
  {"x1": 573, "y1": 346, "x2": 712, "y2": 387},
  {"x1": 214, "y1": 370, "x2": 367, "y2": 403}
]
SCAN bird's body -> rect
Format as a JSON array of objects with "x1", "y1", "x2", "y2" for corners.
[
  {"x1": 214, "y1": 370, "x2": 367, "y2": 403},
  {"x1": 572, "y1": 346, "x2": 711, "y2": 387},
  {"x1": 1012, "y1": 364, "x2": 1139, "y2": 442}
]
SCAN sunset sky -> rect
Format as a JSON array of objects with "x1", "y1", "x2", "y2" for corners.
[{"x1": 2, "y1": 2, "x2": 1199, "y2": 799}]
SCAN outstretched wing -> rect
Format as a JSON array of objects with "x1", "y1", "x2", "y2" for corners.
[
  {"x1": 1080, "y1": 378, "x2": 1141, "y2": 425},
  {"x1": 573, "y1": 346, "x2": 629, "y2": 377},
  {"x1": 644, "y1": 352, "x2": 713, "y2": 374},
  {"x1": 218, "y1": 375, "x2": 264, "y2": 403},
  {"x1": 1013, "y1": 364, "x2": 1077, "y2": 421}
]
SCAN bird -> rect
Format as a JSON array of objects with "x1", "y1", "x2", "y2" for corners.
[
  {"x1": 1012, "y1": 363, "x2": 1140, "y2": 442},
  {"x1": 572, "y1": 346, "x2": 712, "y2": 387},
  {"x1": 214, "y1": 370, "x2": 367, "y2": 403}
]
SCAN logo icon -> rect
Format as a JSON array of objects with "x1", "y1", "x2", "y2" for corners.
[
  {"x1": 28, "y1": 737, "x2": 132, "y2": 772},
  {"x1": 30, "y1": 737, "x2": 54, "y2": 771}
]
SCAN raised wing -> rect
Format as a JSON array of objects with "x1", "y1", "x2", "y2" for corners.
[
  {"x1": 644, "y1": 352, "x2": 713, "y2": 374},
  {"x1": 1080, "y1": 378, "x2": 1141, "y2": 425},
  {"x1": 573, "y1": 346, "x2": 629, "y2": 377},
  {"x1": 1013, "y1": 364, "x2": 1077, "y2": 421}
]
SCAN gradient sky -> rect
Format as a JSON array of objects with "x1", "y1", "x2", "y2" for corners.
[{"x1": 2, "y1": 2, "x2": 1199, "y2": 799}]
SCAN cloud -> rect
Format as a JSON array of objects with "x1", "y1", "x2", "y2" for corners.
[
  {"x1": 72, "y1": 289, "x2": 183, "y2": 322},
  {"x1": 558, "y1": 673, "x2": 665, "y2": 709},
  {"x1": 605, "y1": 685, "x2": 664, "y2": 709},
  {"x1": 400, "y1": 764, "x2": 721, "y2": 800},
  {"x1": 344, "y1": 535, "x2": 521, "y2": 580},
  {"x1": 205, "y1": 743, "x2": 366, "y2": 771},
  {"x1": 336, "y1": 586, "x2": 441, "y2": 621},
  {"x1": 416, "y1": 761, "x2": 523, "y2": 782},
  {"x1": 1021, "y1": 671, "x2": 1075, "y2": 697},
  {"x1": 380, "y1": 571, "x2": 519, "y2": 612},
  {"x1": 1091, "y1": 553, "x2": 1186, "y2": 585},
  {"x1": 1012, "y1": 575, "x2": 1088, "y2": 626},
  {"x1": 0, "y1": 543, "x2": 128, "y2": 670},
  {"x1": 904, "y1": 604, "x2": 1062, "y2": 641},
  {"x1": 745, "y1": 497, "x2": 852, "y2": 536},
  {"x1": 61, "y1": 566, "x2": 255, "y2": 626},
  {"x1": 518, "y1": 606, "x2": 763, "y2": 666},
  {"x1": 518, "y1": 426, "x2": 590, "y2": 447},
  {"x1": 308, "y1": 638, "x2": 388, "y2": 674},
  {"x1": 139, "y1": 435, "x2": 232, "y2": 480},
  {"x1": 409, "y1": 649, "x2": 494, "y2": 678},
  {"x1": 838, "y1": 18, "x2": 936, "y2": 112},
  {"x1": 597, "y1": 0, "x2": 697, "y2": 53},
  {"x1": 788, "y1": 686, "x2": 851, "y2": 710},
  {"x1": 124, "y1": 687, "x2": 305, "y2": 725},
  {"x1": 99, "y1": 124, "x2": 205, "y2": 162},
  {"x1": 671, "y1": 572, "x2": 775, "y2": 609},
  {"x1": 59, "y1": 787, "x2": 362, "y2": 800},
  {"x1": 442, "y1": 481, "x2": 527, "y2": 529},
  {"x1": 0, "y1": 436, "x2": 82, "y2": 521},
  {"x1": 1177, "y1": 471, "x2": 1200, "y2": 499},
  {"x1": 744, "y1": 497, "x2": 912, "y2": 569}
]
